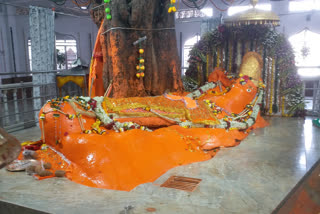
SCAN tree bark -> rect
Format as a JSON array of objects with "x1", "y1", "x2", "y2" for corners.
[{"x1": 92, "y1": 0, "x2": 183, "y2": 98}]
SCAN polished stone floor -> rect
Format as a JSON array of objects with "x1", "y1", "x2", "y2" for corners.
[{"x1": 0, "y1": 117, "x2": 319, "y2": 214}]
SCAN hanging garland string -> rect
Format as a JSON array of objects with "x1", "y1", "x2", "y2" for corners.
[
  {"x1": 262, "y1": 47, "x2": 267, "y2": 109},
  {"x1": 265, "y1": 57, "x2": 271, "y2": 113},
  {"x1": 213, "y1": 49, "x2": 217, "y2": 68},
  {"x1": 225, "y1": 39, "x2": 229, "y2": 71},
  {"x1": 237, "y1": 40, "x2": 241, "y2": 72},
  {"x1": 209, "y1": 0, "x2": 231, "y2": 11},
  {"x1": 250, "y1": 39, "x2": 254, "y2": 51},
  {"x1": 197, "y1": 63, "x2": 201, "y2": 86},
  {"x1": 232, "y1": 39, "x2": 237, "y2": 74},
  {"x1": 104, "y1": 0, "x2": 112, "y2": 20},
  {"x1": 72, "y1": 0, "x2": 90, "y2": 7},
  {"x1": 220, "y1": 0, "x2": 232, "y2": 6},
  {"x1": 168, "y1": 0, "x2": 177, "y2": 13},
  {"x1": 206, "y1": 54, "x2": 209, "y2": 80},
  {"x1": 259, "y1": 44, "x2": 263, "y2": 58},
  {"x1": 217, "y1": 47, "x2": 221, "y2": 67},
  {"x1": 278, "y1": 78, "x2": 282, "y2": 115},
  {"x1": 202, "y1": 62, "x2": 206, "y2": 84},
  {"x1": 273, "y1": 56, "x2": 279, "y2": 113},
  {"x1": 282, "y1": 95, "x2": 286, "y2": 116},
  {"x1": 269, "y1": 57, "x2": 275, "y2": 115},
  {"x1": 220, "y1": 46, "x2": 224, "y2": 68},
  {"x1": 228, "y1": 40, "x2": 233, "y2": 72},
  {"x1": 136, "y1": 46, "x2": 145, "y2": 78}
]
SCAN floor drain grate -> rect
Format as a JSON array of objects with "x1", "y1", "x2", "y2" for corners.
[{"x1": 160, "y1": 176, "x2": 202, "y2": 192}]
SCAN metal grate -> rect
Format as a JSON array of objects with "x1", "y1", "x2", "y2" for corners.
[{"x1": 160, "y1": 176, "x2": 202, "y2": 192}]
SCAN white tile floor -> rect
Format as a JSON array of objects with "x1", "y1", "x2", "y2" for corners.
[{"x1": 0, "y1": 117, "x2": 319, "y2": 214}]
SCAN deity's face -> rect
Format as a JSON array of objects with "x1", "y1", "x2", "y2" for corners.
[
  {"x1": 233, "y1": 77, "x2": 258, "y2": 97},
  {"x1": 208, "y1": 77, "x2": 258, "y2": 114}
]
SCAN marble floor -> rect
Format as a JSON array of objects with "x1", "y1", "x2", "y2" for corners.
[{"x1": 0, "y1": 117, "x2": 319, "y2": 214}]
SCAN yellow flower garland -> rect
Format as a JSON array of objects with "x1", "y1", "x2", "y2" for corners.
[
  {"x1": 228, "y1": 42, "x2": 233, "y2": 72},
  {"x1": 269, "y1": 58, "x2": 275, "y2": 115},
  {"x1": 281, "y1": 96, "x2": 285, "y2": 116}
]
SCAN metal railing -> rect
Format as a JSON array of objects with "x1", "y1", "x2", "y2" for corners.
[{"x1": 0, "y1": 70, "x2": 84, "y2": 132}]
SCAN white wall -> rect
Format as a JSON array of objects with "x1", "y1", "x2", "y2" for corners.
[
  {"x1": 55, "y1": 15, "x2": 98, "y2": 67},
  {"x1": 0, "y1": 4, "x2": 98, "y2": 76}
]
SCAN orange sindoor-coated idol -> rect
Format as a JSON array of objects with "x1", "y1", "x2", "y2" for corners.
[{"x1": 37, "y1": 52, "x2": 268, "y2": 191}]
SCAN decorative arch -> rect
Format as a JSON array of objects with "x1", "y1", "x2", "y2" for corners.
[{"x1": 185, "y1": 25, "x2": 304, "y2": 116}]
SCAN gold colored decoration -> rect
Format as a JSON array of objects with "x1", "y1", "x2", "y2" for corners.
[
  {"x1": 197, "y1": 63, "x2": 201, "y2": 85},
  {"x1": 228, "y1": 42, "x2": 233, "y2": 72},
  {"x1": 103, "y1": 96, "x2": 220, "y2": 125},
  {"x1": 269, "y1": 58, "x2": 275, "y2": 115},
  {"x1": 281, "y1": 96, "x2": 285, "y2": 116},
  {"x1": 56, "y1": 76, "x2": 87, "y2": 97},
  {"x1": 239, "y1": 52, "x2": 262, "y2": 86},
  {"x1": 224, "y1": 0, "x2": 280, "y2": 27}
]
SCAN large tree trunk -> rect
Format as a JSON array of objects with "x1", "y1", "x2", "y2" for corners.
[{"x1": 92, "y1": 0, "x2": 183, "y2": 98}]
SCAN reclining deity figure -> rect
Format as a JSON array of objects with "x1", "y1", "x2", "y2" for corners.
[{"x1": 32, "y1": 51, "x2": 268, "y2": 191}]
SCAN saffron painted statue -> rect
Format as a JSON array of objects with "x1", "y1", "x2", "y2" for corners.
[{"x1": 36, "y1": 52, "x2": 268, "y2": 191}]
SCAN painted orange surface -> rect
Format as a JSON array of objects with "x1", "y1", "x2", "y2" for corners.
[
  {"x1": 88, "y1": 20, "x2": 105, "y2": 97},
  {"x1": 39, "y1": 70, "x2": 268, "y2": 191},
  {"x1": 208, "y1": 67, "x2": 232, "y2": 87}
]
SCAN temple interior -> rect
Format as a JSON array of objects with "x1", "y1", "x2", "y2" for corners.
[{"x1": 0, "y1": 0, "x2": 320, "y2": 213}]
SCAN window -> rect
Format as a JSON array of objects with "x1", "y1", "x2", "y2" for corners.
[
  {"x1": 289, "y1": 29, "x2": 320, "y2": 111},
  {"x1": 56, "y1": 39, "x2": 77, "y2": 70},
  {"x1": 28, "y1": 39, "x2": 78, "y2": 71},
  {"x1": 289, "y1": 0, "x2": 320, "y2": 12},
  {"x1": 227, "y1": 4, "x2": 271, "y2": 16},
  {"x1": 183, "y1": 35, "x2": 200, "y2": 73},
  {"x1": 289, "y1": 29, "x2": 320, "y2": 76}
]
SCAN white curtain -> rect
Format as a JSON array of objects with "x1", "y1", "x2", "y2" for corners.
[{"x1": 29, "y1": 6, "x2": 55, "y2": 121}]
